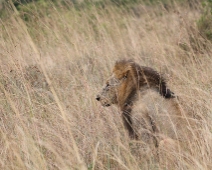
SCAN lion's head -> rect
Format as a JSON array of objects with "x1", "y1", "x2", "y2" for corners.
[
  {"x1": 96, "y1": 60, "x2": 174, "y2": 110},
  {"x1": 96, "y1": 76, "x2": 120, "y2": 107}
]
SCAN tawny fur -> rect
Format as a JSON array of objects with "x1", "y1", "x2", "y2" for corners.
[
  {"x1": 96, "y1": 59, "x2": 200, "y2": 168},
  {"x1": 96, "y1": 59, "x2": 175, "y2": 139},
  {"x1": 96, "y1": 60, "x2": 197, "y2": 138}
]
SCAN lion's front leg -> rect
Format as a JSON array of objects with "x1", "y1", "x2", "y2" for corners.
[{"x1": 122, "y1": 110, "x2": 138, "y2": 139}]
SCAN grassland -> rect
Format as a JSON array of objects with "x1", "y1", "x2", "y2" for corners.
[{"x1": 0, "y1": 0, "x2": 212, "y2": 169}]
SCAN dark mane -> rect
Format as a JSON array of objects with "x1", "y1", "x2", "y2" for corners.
[
  {"x1": 117, "y1": 60, "x2": 175, "y2": 98},
  {"x1": 140, "y1": 66, "x2": 174, "y2": 98}
]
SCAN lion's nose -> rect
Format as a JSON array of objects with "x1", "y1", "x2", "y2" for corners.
[{"x1": 96, "y1": 95, "x2": 101, "y2": 101}]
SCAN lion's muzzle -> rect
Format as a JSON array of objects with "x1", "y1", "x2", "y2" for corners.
[{"x1": 96, "y1": 94, "x2": 111, "y2": 107}]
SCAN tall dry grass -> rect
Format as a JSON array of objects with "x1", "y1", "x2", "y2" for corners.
[{"x1": 0, "y1": 1, "x2": 212, "y2": 169}]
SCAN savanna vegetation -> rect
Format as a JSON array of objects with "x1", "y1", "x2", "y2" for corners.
[{"x1": 0, "y1": 0, "x2": 212, "y2": 169}]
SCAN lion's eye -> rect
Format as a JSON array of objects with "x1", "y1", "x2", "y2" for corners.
[
  {"x1": 123, "y1": 75, "x2": 127, "y2": 80},
  {"x1": 104, "y1": 84, "x2": 110, "y2": 91}
]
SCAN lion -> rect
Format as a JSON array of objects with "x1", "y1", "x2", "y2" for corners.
[{"x1": 96, "y1": 60, "x2": 195, "y2": 143}]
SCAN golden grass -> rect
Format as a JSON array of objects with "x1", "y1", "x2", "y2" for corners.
[{"x1": 0, "y1": 1, "x2": 212, "y2": 169}]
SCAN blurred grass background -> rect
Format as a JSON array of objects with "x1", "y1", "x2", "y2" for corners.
[{"x1": 0, "y1": 0, "x2": 212, "y2": 169}]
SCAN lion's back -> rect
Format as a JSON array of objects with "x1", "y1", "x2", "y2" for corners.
[{"x1": 132, "y1": 90, "x2": 195, "y2": 143}]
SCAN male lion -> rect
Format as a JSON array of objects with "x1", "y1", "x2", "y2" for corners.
[{"x1": 96, "y1": 60, "x2": 195, "y2": 146}]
